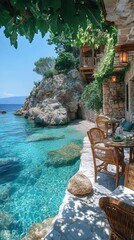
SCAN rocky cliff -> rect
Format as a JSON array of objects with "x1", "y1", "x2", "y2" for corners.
[{"x1": 16, "y1": 69, "x2": 85, "y2": 126}]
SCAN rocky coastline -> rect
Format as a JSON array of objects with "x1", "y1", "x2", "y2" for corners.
[{"x1": 15, "y1": 69, "x2": 86, "y2": 126}]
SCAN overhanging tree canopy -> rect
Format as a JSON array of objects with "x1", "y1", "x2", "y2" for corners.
[{"x1": 0, "y1": 0, "x2": 102, "y2": 48}]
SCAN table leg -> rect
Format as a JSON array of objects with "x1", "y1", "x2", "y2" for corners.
[
  {"x1": 129, "y1": 147, "x2": 134, "y2": 163},
  {"x1": 116, "y1": 147, "x2": 126, "y2": 171}
]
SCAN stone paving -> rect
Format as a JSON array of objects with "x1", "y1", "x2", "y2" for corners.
[{"x1": 44, "y1": 121, "x2": 127, "y2": 240}]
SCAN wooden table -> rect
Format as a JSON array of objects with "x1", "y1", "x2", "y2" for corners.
[{"x1": 105, "y1": 138, "x2": 134, "y2": 163}]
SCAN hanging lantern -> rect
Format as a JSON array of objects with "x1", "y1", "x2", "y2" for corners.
[
  {"x1": 119, "y1": 51, "x2": 128, "y2": 63},
  {"x1": 111, "y1": 75, "x2": 116, "y2": 82}
]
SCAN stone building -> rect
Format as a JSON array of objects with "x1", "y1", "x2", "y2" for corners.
[
  {"x1": 102, "y1": 0, "x2": 134, "y2": 121},
  {"x1": 80, "y1": 1, "x2": 134, "y2": 121}
]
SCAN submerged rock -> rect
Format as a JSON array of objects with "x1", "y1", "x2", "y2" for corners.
[
  {"x1": 0, "y1": 230, "x2": 11, "y2": 240},
  {"x1": 67, "y1": 172, "x2": 92, "y2": 196},
  {"x1": 46, "y1": 143, "x2": 82, "y2": 167},
  {"x1": 17, "y1": 164, "x2": 43, "y2": 186},
  {"x1": 0, "y1": 183, "x2": 15, "y2": 204},
  {"x1": 22, "y1": 217, "x2": 54, "y2": 240},
  {"x1": 0, "y1": 158, "x2": 22, "y2": 184},
  {"x1": 0, "y1": 211, "x2": 17, "y2": 230},
  {"x1": 26, "y1": 133, "x2": 65, "y2": 142}
]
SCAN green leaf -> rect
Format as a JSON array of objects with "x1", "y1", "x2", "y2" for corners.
[
  {"x1": 4, "y1": 28, "x2": 11, "y2": 38},
  {"x1": 41, "y1": 0, "x2": 61, "y2": 11},
  {"x1": 22, "y1": 19, "x2": 36, "y2": 42},
  {"x1": 0, "y1": 10, "x2": 13, "y2": 26},
  {"x1": 61, "y1": 0, "x2": 75, "y2": 25},
  {"x1": 84, "y1": 7, "x2": 102, "y2": 29},
  {"x1": 36, "y1": 18, "x2": 48, "y2": 37},
  {"x1": 10, "y1": 30, "x2": 18, "y2": 48},
  {"x1": 49, "y1": 14, "x2": 63, "y2": 35},
  {"x1": 10, "y1": 0, "x2": 26, "y2": 11}
]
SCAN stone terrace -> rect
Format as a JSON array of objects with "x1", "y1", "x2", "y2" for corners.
[{"x1": 44, "y1": 121, "x2": 127, "y2": 240}]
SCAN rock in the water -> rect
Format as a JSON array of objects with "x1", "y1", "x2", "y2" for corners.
[
  {"x1": 22, "y1": 217, "x2": 54, "y2": 240},
  {"x1": 46, "y1": 143, "x2": 82, "y2": 167},
  {"x1": 67, "y1": 172, "x2": 92, "y2": 196},
  {"x1": 14, "y1": 108, "x2": 24, "y2": 116},
  {"x1": 0, "y1": 211, "x2": 18, "y2": 230},
  {"x1": 0, "y1": 158, "x2": 22, "y2": 184},
  {"x1": 26, "y1": 133, "x2": 65, "y2": 142},
  {"x1": 0, "y1": 110, "x2": 6, "y2": 114},
  {"x1": 0, "y1": 230, "x2": 11, "y2": 240},
  {"x1": 0, "y1": 183, "x2": 15, "y2": 204}
]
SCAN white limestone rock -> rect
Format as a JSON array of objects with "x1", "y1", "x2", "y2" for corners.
[{"x1": 67, "y1": 172, "x2": 92, "y2": 196}]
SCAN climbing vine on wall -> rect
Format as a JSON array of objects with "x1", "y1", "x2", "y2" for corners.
[
  {"x1": 110, "y1": 63, "x2": 131, "y2": 83},
  {"x1": 81, "y1": 26, "x2": 118, "y2": 112},
  {"x1": 94, "y1": 27, "x2": 117, "y2": 84},
  {"x1": 81, "y1": 79, "x2": 102, "y2": 112}
]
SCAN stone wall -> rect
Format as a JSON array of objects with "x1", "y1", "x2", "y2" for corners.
[
  {"x1": 125, "y1": 60, "x2": 134, "y2": 120},
  {"x1": 80, "y1": 108, "x2": 101, "y2": 123},
  {"x1": 103, "y1": 79, "x2": 125, "y2": 119},
  {"x1": 118, "y1": 27, "x2": 134, "y2": 45},
  {"x1": 103, "y1": 0, "x2": 134, "y2": 30}
]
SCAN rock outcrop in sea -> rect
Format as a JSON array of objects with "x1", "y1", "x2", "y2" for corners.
[
  {"x1": 15, "y1": 69, "x2": 85, "y2": 126},
  {"x1": 46, "y1": 143, "x2": 82, "y2": 167}
]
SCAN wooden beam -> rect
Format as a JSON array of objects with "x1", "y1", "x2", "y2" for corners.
[
  {"x1": 80, "y1": 67, "x2": 94, "y2": 71},
  {"x1": 116, "y1": 42, "x2": 134, "y2": 53}
]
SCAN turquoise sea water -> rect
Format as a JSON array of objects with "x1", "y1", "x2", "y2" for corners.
[{"x1": 0, "y1": 104, "x2": 85, "y2": 240}]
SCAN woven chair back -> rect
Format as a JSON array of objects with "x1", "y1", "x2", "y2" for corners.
[
  {"x1": 87, "y1": 127, "x2": 105, "y2": 145},
  {"x1": 96, "y1": 115, "x2": 109, "y2": 138},
  {"x1": 124, "y1": 164, "x2": 134, "y2": 190},
  {"x1": 99, "y1": 197, "x2": 134, "y2": 240}
]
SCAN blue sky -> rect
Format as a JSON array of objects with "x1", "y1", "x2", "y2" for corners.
[{"x1": 0, "y1": 28, "x2": 57, "y2": 98}]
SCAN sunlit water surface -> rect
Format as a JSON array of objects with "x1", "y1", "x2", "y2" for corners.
[{"x1": 0, "y1": 104, "x2": 85, "y2": 239}]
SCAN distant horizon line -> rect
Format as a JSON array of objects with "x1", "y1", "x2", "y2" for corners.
[{"x1": 0, "y1": 95, "x2": 27, "y2": 99}]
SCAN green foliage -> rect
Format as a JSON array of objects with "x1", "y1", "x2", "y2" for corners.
[
  {"x1": 110, "y1": 63, "x2": 131, "y2": 82},
  {"x1": 73, "y1": 21, "x2": 109, "y2": 48},
  {"x1": 33, "y1": 57, "x2": 55, "y2": 76},
  {"x1": 44, "y1": 69, "x2": 57, "y2": 78},
  {"x1": 0, "y1": 0, "x2": 102, "y2": 48},
  {"x1": 48, "y1": 17, "x2": 109, "y2": 50},
  {"x1": 94, "y1": 27, "x2": 117, "y2": 84},
  {"x1": 55, "y1": 52, "x2": 76, "y2": 72},
  {"x1": 48, "y1": 32, "x2": 80, "y2": 58},
  {"x1": 82, "y1": 80, "x2": 102, "y2": 112},
  {"x1": 81, "y1": 26, "x2": 117, "y2": 112}
]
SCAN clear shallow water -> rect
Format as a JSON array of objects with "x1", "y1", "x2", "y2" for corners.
[{"x1": 0, "y1": 104, "x2": 85, "y2": 239}]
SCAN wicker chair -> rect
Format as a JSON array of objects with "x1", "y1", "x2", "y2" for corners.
[
  {"x1": 96, "y1": 115, "x2": 109, "y2": 138},
  {"x1": 99, "y1": 196, "x2": 134, "y2": 240},
  {"x1": 124, "y1": 163, "x2": 134, "y2": 190},
  {"x1": 87, "y1": 128, "x2": 125, "y2": 187}
]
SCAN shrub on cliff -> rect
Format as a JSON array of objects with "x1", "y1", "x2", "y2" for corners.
[
  {"x1": 33, "y1": 57, "x2": 55, "y2": 76},
  {"x1": 55, "y1": 52, "x2": 75, "y2": 73},
  {"x1": 44, "y1": 69, "x2": 57, "y2": 78}
]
